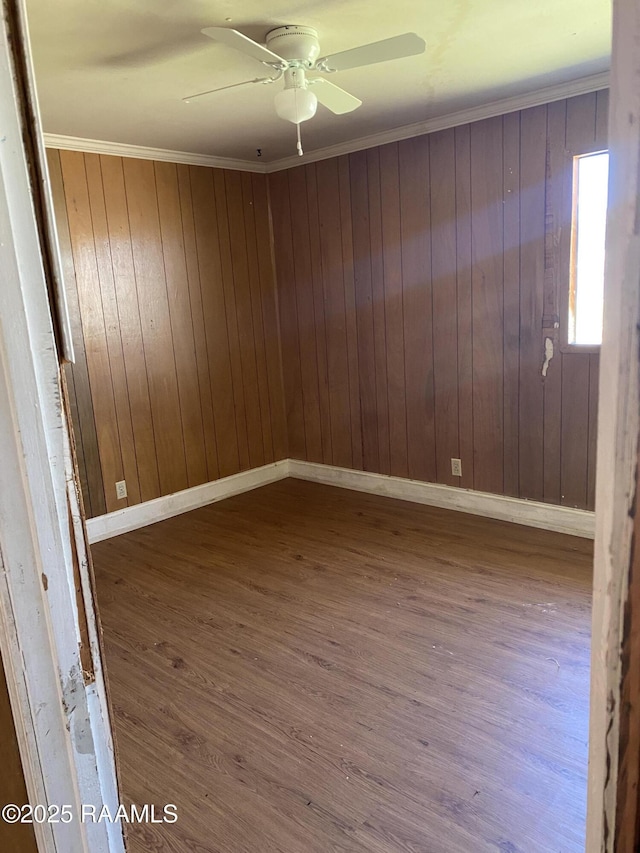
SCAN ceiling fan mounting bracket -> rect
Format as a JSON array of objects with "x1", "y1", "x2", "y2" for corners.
[{"x1": 265, "y1": 26, "x2": 320, "y2": 68}]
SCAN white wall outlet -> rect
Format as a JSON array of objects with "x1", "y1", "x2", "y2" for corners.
[
  {"x1": 451, "y1": 458, "x2": 462, "y2": 477},
  {"x1": 115, "y1": 480, "x2": 127, "y2": 500}
]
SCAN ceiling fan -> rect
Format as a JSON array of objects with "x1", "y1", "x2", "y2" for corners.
[{"x1": 183, "y1": 26, "x2": 426, "y2": 156}]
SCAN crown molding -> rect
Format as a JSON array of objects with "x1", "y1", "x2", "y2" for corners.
[
  {"x1": 43, "y1": 71, "x2": 609, "y2": 175},
  {"x1": 267, "y1": 71, "x2": 610, "y2": 171},
  {"x1": 42, "y1": 133, "x2": 269, "y2": 173}
]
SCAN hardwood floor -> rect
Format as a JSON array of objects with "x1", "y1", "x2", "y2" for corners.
[{"x1": 91, "y1": 479, "x2": 593, "y2": 853}]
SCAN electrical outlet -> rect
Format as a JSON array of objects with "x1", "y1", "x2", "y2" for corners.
[
  {"x1": 115, "y1": 480, "x2": 127, "y2": 500},
  {"x1": 451, "y1": 458, "x2": 462, "y2": 477}
]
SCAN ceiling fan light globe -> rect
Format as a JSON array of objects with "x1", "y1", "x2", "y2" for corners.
[{"x1": 274, "y1": 87, "x2": 317, "y2": 124}]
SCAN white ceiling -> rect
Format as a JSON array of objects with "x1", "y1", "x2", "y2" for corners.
[{"x1": 26, "y1": 0, "x2": 611, "y2": 164}]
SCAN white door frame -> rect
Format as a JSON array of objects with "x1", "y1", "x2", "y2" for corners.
[
  {"x1": 0, "y1": 1, "x2": 124, "y2": 851},
  {"x1": 587, "y1": 0, "x2": 640, "y2": 848}
]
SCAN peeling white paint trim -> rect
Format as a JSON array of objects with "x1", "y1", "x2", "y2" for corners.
[
  {"x1": 0, "y1": 2, "x2": 124, "y2": 848},
  {"x1": 86, "y1": 460, "x2": 289, "y2": 542},
  {"x1": 289, "y1": 461, "x2": 595, "y2": 538},
  {"x1": 542, "y1": 336, "x2": 554, "y2": 377},
  {"x1": 87, "y1": 459, "x2": 595, "y2": 542}
]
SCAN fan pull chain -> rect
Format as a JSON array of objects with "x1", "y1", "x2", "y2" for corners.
[{"x1": 296, "y1": 122, "x2": 303, "y2": 157}]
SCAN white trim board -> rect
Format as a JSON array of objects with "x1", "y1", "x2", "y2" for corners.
[
  {"x1": 43, "y1": 133, "x2": 269, "y2": 173},
  {"x1": 288, "y1": 461, "x2": 595, "y2": 539},
  {"x1": 87, "y1": 458, "x2": 594, "y2": 542},
  {"x1": 86, "y1": 460, "x2": 288, "y2": 542},
  {"x1": 269, "y1": 71, "x2": 610, "y2": 172},
  {"x1": 44, "y1": 71, "x2": 609, "y2": 175}
]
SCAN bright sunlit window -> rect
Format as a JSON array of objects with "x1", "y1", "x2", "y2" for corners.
[{"x1": 569, "y1": 150, "x2": 609, "y2": 346}]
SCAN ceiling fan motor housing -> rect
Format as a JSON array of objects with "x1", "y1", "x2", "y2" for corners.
[{"x1": 265, "y1": 26, "x2": 320, "y2": 67}]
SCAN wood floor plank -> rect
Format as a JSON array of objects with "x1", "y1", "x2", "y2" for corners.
[{"x1": 93, "y1": 480, "x2": 592, "y2": 853}]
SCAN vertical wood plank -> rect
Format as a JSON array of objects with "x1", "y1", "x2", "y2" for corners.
[
  {"x1": 269, "y1": 170, "x2": 306, "y2": 460},
  {"x1": 154, "y1": 162, "x2": 208, "y2": 487},
  {"x1": 189, "y1": 166, "x2": 239, "y2": 477},
  {"x1": 177, "y1": 164, "x2": 220, "y2": 480},
  {"x1": 241, "y1": 172, "x2": 275, "y2": 463},
  {"x1": 560, "y1": 92, "x2": 597, "y2": 511},
  {"x1": 349, "y1": 150, "x2": 379, "y2": 473},
  {"x1": 316, "y1": 158, "x2": 353, "y2": 469},
  {"x1": 566, "y1": 91, "x2": 598, "y2": 151},
  {"x1": 560, "y1": 353, "x2": 590, "y2": 508},
  {"x1": 518, "y1": 105, "x2": 547, "y2": 502},
  {"x1": 253, "y1": 173, "x2": 288, "y2": 460},
  {"x1": 399, "y1": 135, "x2": 437, "y2": 484},
  {"x1": 455, "y1": 125, "x2": 475, "y2": 490},
  {"x1": 542, "y1": 100, "x2": 568, "y2": 505},
  {"x1": 288, "y1": 166, "x2": 323, "y2": 463},
  {"x1": 122, "y1": 157, "x2": 188, "y2": 495},
  {"x1": 59, "y1": 150, "x2": 124, "y2": 513},
  {"x1": 338, "y1": 155, "x2": 364, "y2": 471},
  {"x1": 99, "y1": 155, "x2": 161, "y2": 504},
  {"x1": 429, "y1": 129, "x2": 459, "y2": 486},
  {"x1": 47, "y1": 148, "x2": 105, "y2": 517},
  {"x1": 84, "y1": 154, "x2": 140, "y2": 506},
  {"x1": 212, "y1": 170, "x2": 251, "y2": 471},
  {"x1": 367, "y1": 147, "x2": 391, "y2": 475},
  {"x1": 502, "y1": 113, "x2": 521, "y2": 498},
  {"x1": 224, "y1": 169, "x2": 265, "y2": 470},
  {"x1": 305, "y1": 164, "x2": 333, "y2": 464},
  {"x1": 470, "y1": 117, "x2": 504, "y2": 495},
  {"x1": 379, "y1": 143, "x2": 408, "y2": 478},
  {"x1": 62, "y1": 363, "x2": 92, "y2": 516}
]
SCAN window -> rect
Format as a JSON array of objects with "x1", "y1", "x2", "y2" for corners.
[{"x1": 569, "y1": 150, "x2": 609, "y2": 346}]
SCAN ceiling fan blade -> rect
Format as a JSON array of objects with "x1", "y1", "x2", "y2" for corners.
[
  {"x1": 201, "y1": 27, "x2": 286, "y2": 66},
  {"x1": 183, "y1": 77, "x2": 273, "y2": 103},
  {"x1": 308, "y1": 78, "x2": 362, "y2": 114},
  {"x1": 318, "y1": 32, "x2": 425, "y2": 72}
]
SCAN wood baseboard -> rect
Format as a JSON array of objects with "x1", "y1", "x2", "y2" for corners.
[
  {"x1": 85, "y1": 460, "x2": 289, "y2": 543},
  {"x1": 86, "y1": 458, "x2": 595, "y2": 542},
  {"x1": 288, "y1": 460, "x2": 595, "y2": 539}
]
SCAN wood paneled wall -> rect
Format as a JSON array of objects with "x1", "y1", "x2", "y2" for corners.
[
  {"x1": 270, "y1": 90, "x2": 608, "y2": 510},
  {"x1": 48, "y1": 150, "x2": 287, "y2": 517}
]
